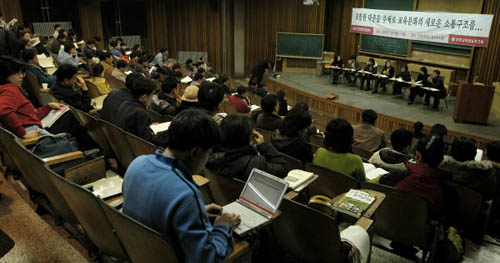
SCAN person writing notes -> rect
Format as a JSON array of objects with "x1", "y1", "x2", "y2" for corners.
[
  {"x1": 392, "y1": 65, "x2": 411, "y2": 97},
  {"x1": 408, "y1": 67, "x2": 431, "y2": 105},
  {"x1": 360, "y1": 58, "x2": 378, "y2": 91},
  {"x1": 424, "y1": 70, "x2": 446, "y2": 110}
]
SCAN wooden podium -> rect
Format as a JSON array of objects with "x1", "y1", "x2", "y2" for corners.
[{"x1": 453, "y1": 83, "x2": 495, "y2": 124}]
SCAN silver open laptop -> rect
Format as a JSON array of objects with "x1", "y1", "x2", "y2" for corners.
[{"x1": 223, "y1": 168, "x2": 288, "y2": 236}]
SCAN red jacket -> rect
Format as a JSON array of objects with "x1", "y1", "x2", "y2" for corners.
[
  {"x1": 395, "y1": 162, "x2": 446, "y2": 217},
  {"x1": 0, "y1": 83, "x2": 51, "y2": 137},
  {"x1": 228, "y1": 94, "x2": 251, "y2": 114}
]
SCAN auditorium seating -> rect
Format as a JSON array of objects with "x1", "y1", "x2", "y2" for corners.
[{"x1": 306, "y1": 163, "x2": 359, "y2": 198}]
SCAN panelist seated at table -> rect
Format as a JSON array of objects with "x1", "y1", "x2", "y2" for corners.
[
  {"x1": 373, "y1": 60, "x2": 394, "y2": 94},
  {"x1": 360, "y1": 58, "x2": 378, "y2": 91},
  {"x1": 392, "y1": 65, "x2": 411, "y2": 97},
  {"x1": 424, "y1": 70, "x2": 446, "y2": 110},
  {"x1": 331, "y1": 55, "x2": 343, "y2": 85},
  {"x1": 408, "y1": 67, "x2": 431, "y2": 105},
  {"x1": 344, "y1": 56, "x2": 361, "y2": 85}
]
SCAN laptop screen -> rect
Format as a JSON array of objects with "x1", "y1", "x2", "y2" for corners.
[{"x1": 239, "y1": 168, "x2": 287, "y2": 216}]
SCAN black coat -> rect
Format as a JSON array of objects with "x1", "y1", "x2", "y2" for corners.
[
  {"x1": 50, "y1": 83, "x2": 93, "y2": 112},
  {"x1": 271, "y1": 130, "x2": 313, "y2": 164},
  {"x1": 101, "y1": 89, "x2": 132, "y2": 125},
  {"x1": 206, "y1": 142, "x2": 287, "y2": 182}
]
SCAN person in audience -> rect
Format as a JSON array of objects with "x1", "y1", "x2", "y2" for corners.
[
  {"x1": 413, "y1": 121, "x2": 425, "y2": 139},
  {"x1": 128, "y1": 51, "x2": 140, "y2": 70},
  {"x1": 51, "y1": 32, "x2": 66, "y2": 54},
  {"x1": 190, "y1": 72, "x2": 204, "y2": 87},
  {"x1": 0, "y1": 56, "x2": 64, "y2": 138},
  {"x1": 276, "y1": 89, "x2": 288, "y2": 116},
  {"x1": 116, "y1": 76, "x2": 165, "y2": 146},
  {"x1": 151, "y1": 76, "x2": 180, "y2": 116},
  {"x1": 112, "y1": 59, "x2": 128, "y2": 83},
  {"x1": 83, "y1": 39, "x2": 97, "y2": 59},
  {"x1": 151, "y1": 47, "x2": 169, "y2": 69},
  {"x1": 100, "y1": 73, "x2": 140, "y2": 124},
  {"x1": 214, "y1": 74, "x2": 230, "y2": 94},
  {"x1": 22, "y1": 48, "x2": 56, "y2": 88},
  {"x1": 98, "y1": 51, "x2": 114, "y2": 75},
  {"x1": 207, "y1": 115, "x2": 287, "y2": 181},
  {"x1": 248, "y1": 80, "x2": 268, "y2": 97},
  {"x1": 249, "y1": 60, "x2": 273, "y2": 87},
  {"x1": 175, "y1": 85, "x2": 199, "y2": 115},
  {"x1": 392, "y1": 64, "x2": 411, "y2": 97},
  {"x1": 198, "y1": 81, "x2": 226, "y2": 124},
  {"x1": 313, "y1": 118, "x2": 366, "y2": 182},
  {"x1": 486, "y1": 141, "x2": 500, "y2": 237},
  {"x1": 369, "y1": 129, "x2": 413, "y2": 173},
  {"x1": 344, "y1": 55, "x2": 361, "y2": 85},
  {"x1": 132, "y1": 55, "x2": 151, "y2": 78},
  {"x1": 439, "y1": 136, "x2": 497, "y2": 200},
  {"x1": 353, "y1": 109, "x2": 387, "y2": 152},
  {"x1": 119, "y1": 42, "x2": 127, "y2": 54},
  {"x1": 424, "y1": 70, "x2": 446, "y2": 110},
  {"x1": 52, "y1": 24, "x2": 61, "y2": 39},
  {"x1": 373, "y1": 60, "x2": 394, "y2": 93},
  {"x1": 110, "y1": 40, "x2": 122, "y2": 57},
  {"x1": 331, "y1": 55, "x2": 343, "y2": 85},
  {"x1": 185, "y1": 58, "x2": 194, "y2": 72},
  {"x1": 123, "y1": 109, "x2": 239, "y2": 262},
  {"x1": 272, "y1": 108, "x2": 313, "y2": 164},
  {"x1": 115, "y1": 37, "x2": 123, "y2": 46},
  {"x1": 228, "y1": 86, "x2": 251, "y2": 114},
  {"x1": 256, "y1": 94, "x2": 282, "y2": 131},
  {"x1": 172, "y1": 71, "x2": 183, "y2": 82},
  {"x1": 131, "y1": 44, "x2": 142, "y2": 55},
  {"x1": 292, "y1": 102, "x2": 320, "y2": 138},
  {"x1": 360, "y1": 58, "x2": 378, "y2": 91},
  {"x1": 395, "y1": 135, "x2": 447, "y2": 217},
  {"x1": 67, "y1": 29, "x2": 77, "y2": 44},
  {"x1": 89, "y1": 63, "x2": 111, "y2": 95},
  {"x1": 50, "y1": 63, "x2": 93, "y2": 112},
  {"x1": 408, "y1": 67, "x2": 430, "y2": 105},
  {"x1": 58, "y1": 42, "x2": 80, "y2": 67}
]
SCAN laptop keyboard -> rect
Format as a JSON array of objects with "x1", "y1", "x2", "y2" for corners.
[{"x1": 223, "y1": 202, "x2": 267, "y2": 235}]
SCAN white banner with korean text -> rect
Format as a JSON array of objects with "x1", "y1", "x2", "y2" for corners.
[{"x1": 351, "y1": 8, "x2": 494, "y2": 47}]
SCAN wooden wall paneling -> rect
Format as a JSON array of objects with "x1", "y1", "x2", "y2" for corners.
[
  {"x1": 0, "y1": 0, "x2": 23, "y2": 25},
  {"x1": 78, "y1": 0, "x2": 104, "y2": 48},
  {"x1": 470, "y1": 0, "x2": 500, "y2": 85},
  {"x1": 244, "y1": 0, "x2": 326, "y2": 76}
]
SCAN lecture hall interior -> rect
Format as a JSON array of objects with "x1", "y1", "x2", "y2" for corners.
[{"x1": 1, "y1": 0, "x2": 500, "y2": 262}]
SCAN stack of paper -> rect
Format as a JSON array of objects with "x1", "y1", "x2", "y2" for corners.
[
  {"x1": 206, "y1": 77, "x2": 216, "y2": 82},
  {"x1": 250, "y1": 105, "x2": 261, "y2": 112},
  {"x1": 91, "y1": 95, "x2": 108, "y2": 110},
  {"x1": 150, "y1": 122, "x2": 171, "y2": 134},
  {"x1": 475, "y1": 149, "x2": 484, "y2": 161},
  {"x1": 41, "y1": 106, "x2": 69, "y2": 128},
  {"x1": 181, "y1": 76, "x2": 193, "y2": 84},
  {"x1": 363, "y1": 163, "x2": 389, "y2": 181},
  {"x1": 38, "y1": 55, "x2": 55, "y2": 68},
  {"x1": 285, "y1": 169, "x2": 317, "y2": 190},
  {"x1": 83, "y1": 176, "x2": 123, "y2": 199}
]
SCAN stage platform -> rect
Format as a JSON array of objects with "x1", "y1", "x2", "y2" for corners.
[{"x1": 265, "y1": 72, "x2": 500, "y2": 143}]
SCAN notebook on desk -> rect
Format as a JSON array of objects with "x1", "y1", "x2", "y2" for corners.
[{"x1": 223, "y1": 168, "x2": 288, "y2": 236}]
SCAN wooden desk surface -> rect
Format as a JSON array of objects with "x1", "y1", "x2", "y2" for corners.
[
  {"x1": 331, "y1": 189, "x2": 385, "y2": 219},
  {"x1": 228, "y1": 240, "x2": 250, "y2": 262}
]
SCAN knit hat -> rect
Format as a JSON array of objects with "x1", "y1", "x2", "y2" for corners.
[{"x1": 182, "y1": 85, "x2": 199, "y2": 102}]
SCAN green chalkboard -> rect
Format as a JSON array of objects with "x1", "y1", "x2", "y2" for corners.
[
  {"x1": 412, "y1": 41, "x2": 472, "y2": 56},
  {"x1": 360, "y1": 0, "x2": 414, "y2": 57},
  {"x1": 276, "y1": 32, "x2": 324, "y2": 59}
]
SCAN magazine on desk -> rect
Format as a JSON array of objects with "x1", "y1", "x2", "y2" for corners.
[
  {"x1": 41, "y1": 106, "x2": 70, "y2": 128},
  {"x1": 363, "y1": 163, "x2": 389, "y2": 181},
  {"x1": 333, "y1": 189, "x2": 376, "y2": 218}
]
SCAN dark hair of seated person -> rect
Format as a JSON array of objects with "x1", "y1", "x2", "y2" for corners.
[
  {"x1": 215, "y1": 74, "x2": 228, "y2": 85},
  {"x1": 413, "y1": 121, "x2": 424, "y2": 138},
  {"x1": 450, "y1": 136, "x2": 477, "y2": 162},
  {"x1": 87, "y1": 39, "x2": 96, "y2": 45},
  {"x1": 416, "y1": 135, "x2": 445, "y2": 167},
  {"x1": 237, "y1": 86, "x2": 247, "y2": 96},
  {"x1": 63, "y1": 42, "x2": 74, "y2": 53},
  {"x1": 130, "y1": 51, "x2": 140, "y2": 60},
  {"x1": 130, "y1": 76, "x2": 156, "y2": 100},
  {"x1": 390, "y1": 129, "x2": 413, "y2": 152},
  {"x1": 294, "y1": 102, "x2": 309, "y2": 112},
  {"x1": 161, "y1": 77, "x2": 178, "y2": 94},
  {"x1": 362, "y1": 109, "x2": 378, "y2": 125},
  {"x1": 164, "y1": 108, "x2": 221, "y2": 152},
  {"x1": 98, "y1": 51, "x2": 112, "y2": 62},
  {"x1": 126, "y1": 72, "x2": 142, "y2": 90},
  {"x1": 116, "y1": 59, "x2": 127, "y2": 69},
  {"x1": 280, "y1": 108, "x2": 312, "y2": 138},
  {"x1": 21, "y1": 48, "x2": 37, "y2": 62},
  {"x1": 260, "y1": 94, "x2": 277, "y2": 114},
  {"x1": 276, "y1": 90, "x2": 285, "y2": 101},
  {"x1": 324, "y1": 118, "x2": 353, "y2": 154},
  {"x1": 55, "y1": 63, "x2": 78, "y2": 82},
  {"x1": 172, "y1": 71, "x2": 183, "y2": 79},
  {"x1": 0, "y1": 56, "x2": 25, "y2": 85},
  {"x1": 487, "y1": 141, "x2": 500, "y2": 163},
  {"x1": 193, "y1": 72, "x2": 203, "y2": 81},
  {"x1": 172, "y1": 63, "x2": 181, "y2": 70},
  {"x1": 90, "y1": 63, "x2": 104, "y2": 77},
  {"x1": 198, "y1": 81, "x2": 224, "y2": 113},
  {"x1": 138, "y1": 56, "x2": 149, "y2": 64},
  {"x1": 220, "y1": 115, "x2": 253, "y2": 149},
  {"x1": 430, "y1": 123, "x2": 447, "y2": 139}
]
